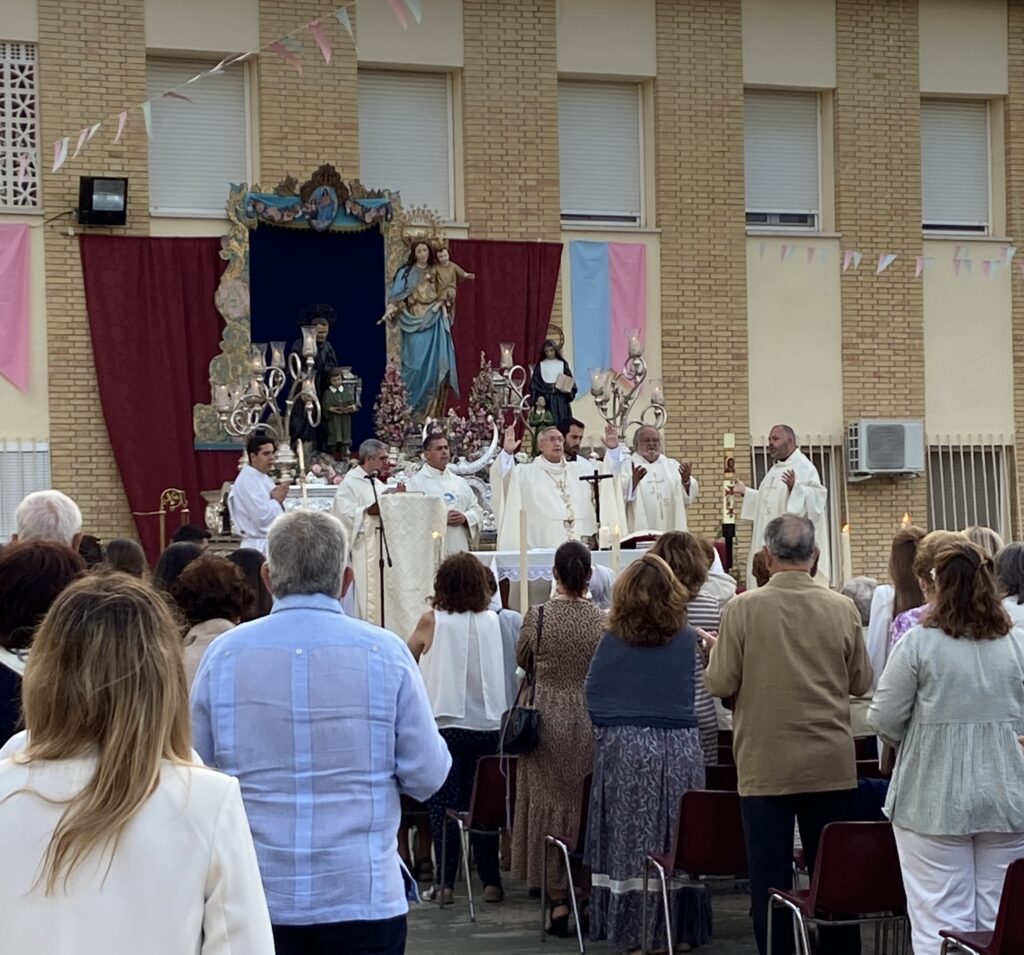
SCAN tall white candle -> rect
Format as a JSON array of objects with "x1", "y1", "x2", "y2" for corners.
[
  {"x1": 297, "y1": 442, "x2": 308, "y2": 506},
  {"x1": 611, "y1": 524, "x2": 621, "y2": 573},
  {"x1": 840, "y1": 524, "x2": 854, "y2": 585},
  {"x1": 519, "y1": 509, "x2": 529, "y2": 612}
]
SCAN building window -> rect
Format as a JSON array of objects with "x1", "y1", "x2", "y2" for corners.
[
  {"x1": 146, "y1": 58, "x2": 250, "y2": 215},
  {"x1": 0, "y1": 42, "x2": 39, "y2": 210},
  {"x1": 921, "y1": 100, "x2": 989, "y2": 233},
  {"x1": 927, "y1": 440, "x2": 1010, "y2": 538},
  {"x1": 559, "y1": 80, "x2": 642, "y2": 226},
  {"x1": 744, "y1": 89, "x2": 819, "y2": 230},
  {"x1": 359, "y1": 70, "x2": 453, "y2": 220},
  {"x1": 0, "y1": 440, "x2": 50, "y2": 542}
]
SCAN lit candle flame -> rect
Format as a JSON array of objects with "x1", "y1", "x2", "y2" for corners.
[
  {"x1": 841, "y1": 523, "x2": 850, "y2": 534},
  {"x1": 901, "y1": 512, "x2": 912, "y2": 528}
]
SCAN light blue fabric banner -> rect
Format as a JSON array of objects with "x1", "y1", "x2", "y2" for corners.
[{"x1": 569, "y1": 241, "x2": 611, "y2": 396}]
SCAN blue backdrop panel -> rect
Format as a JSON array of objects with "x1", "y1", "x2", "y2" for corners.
[{"x1": 249, "y1": 225, "x2": 386, "y2": 448}]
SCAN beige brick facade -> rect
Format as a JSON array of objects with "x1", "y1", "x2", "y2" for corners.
[
  {"x1": 835, "y1": 0, "x2": 928, "y2": 577},
  {"x1": 37, "y1": 0, "x2": 149, "y2": 543},
  {"x1": 654, "y1": 0, "x2": 750, "y2": 548}
]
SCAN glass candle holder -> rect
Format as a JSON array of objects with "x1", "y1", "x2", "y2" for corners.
[
  {"x1": 301, "y1": 325, "x2": 318, "y2": 358},
  {"x1": 499, "y1": 342, "x2": 515, "y2": 370}
]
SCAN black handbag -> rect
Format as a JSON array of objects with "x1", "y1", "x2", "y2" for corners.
[{"x1": 499, "y1": 605, "x2": 544, "y2": 755}]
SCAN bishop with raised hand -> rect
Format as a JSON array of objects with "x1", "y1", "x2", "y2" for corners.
[
  {"x1": 406, "y1": 432, "x2": 483, "y2": 554},
  {"x1": 623, "y1": 425, "x2": 698, "y2": 533},
  {"x1": 730, "y1": 423, "x2": 830, "y2": 587},
  {"x1": 490, "y1": 422, "x2": 625, "y2": 550}
]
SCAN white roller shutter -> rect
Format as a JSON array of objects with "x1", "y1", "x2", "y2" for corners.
[
  {"x1": 744, "y1": 89, "x2": 819, "y2": 217},
  {"x1": 359, "y1": 71, "x2": 452, "y2": 219},
  {"x1": 0, "y1": 441, "x2": 51, "y2": 542},
  {"x1": 921, "y1": 100, "x2": 989, "y2": 231},
  {"x1": 147, "y1": 58, "x2": 249, "y2": 215},
  {"x1": 559, "y1": 80, "x2": 642, "y2": 223}
]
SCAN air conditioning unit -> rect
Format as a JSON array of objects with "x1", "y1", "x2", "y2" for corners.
[{"x1": 846, "y1": 419, "x2": 925, "y2": 476}]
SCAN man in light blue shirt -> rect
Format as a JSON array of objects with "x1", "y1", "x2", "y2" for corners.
[{"x1": 191, "y1": 509, "x2": 451, "y2": 955}]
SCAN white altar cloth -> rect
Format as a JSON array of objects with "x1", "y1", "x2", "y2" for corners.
[{"x1": 470, "y1": 548, "x2": 646, "y2": 582}]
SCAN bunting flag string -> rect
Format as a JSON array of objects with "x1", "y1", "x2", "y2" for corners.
[
  {"x1": 385, "y1": 0, "x2": 410, "y2": 28},
  {"x1": 270, "y1": 40, "x2": 304, "y2": 75},
  {"x1": 51, "y1": 137, "x2": 69, "y2": 173},
  {"x1": 162, "y1": 90, "x2": 194, "y2": 104},
  {"x1": 309, "y1": 19, "x2": 333, "y2": 64},
  {"x1": 334, "y1": 7, "x2": 355, "y2": 44},
  {"x1": 71, "y1": 127, "x2": 90, "y2": 160},
  {"x1": 876, "y1": 253, "x2": 897, "y2": 275}
]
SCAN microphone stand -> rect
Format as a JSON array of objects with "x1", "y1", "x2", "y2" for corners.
[{"x1": 365, "y1": 472, "x2": 393, "y2": 628}]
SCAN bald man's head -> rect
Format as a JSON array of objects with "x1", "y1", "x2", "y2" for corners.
[
  {"x1": 768, "y1": 424, "x2": 797, "y2": 461},
  {"x1": 634, "y1": 425, "x2": 662, "y2": 464}
]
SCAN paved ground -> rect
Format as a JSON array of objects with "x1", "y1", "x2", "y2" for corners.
[{"x1": 407, "y1": 877, "x2": 759, "y2": 954}]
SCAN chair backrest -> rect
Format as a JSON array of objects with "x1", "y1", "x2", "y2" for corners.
[
  {"x1": 989, "y1": 857, "x2": 1024, "y2": 953},
  {"x1": 567, "y1": 774, "x2": 593, "y2": 853},
  {"x1": 466, "y1": 755, "x2": 517, "y2": 830},
  {"x1": 705, "y1": 764, "x2": 738, "y2": 791},
  {"x1": 808, "y1": 822, "x2": 905, "y2": 916},
  {"x1": 673, "y1": 789, "x2": 747, "y2": 878}
]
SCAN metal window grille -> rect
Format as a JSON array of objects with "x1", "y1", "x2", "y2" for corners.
[
  {"x1": 926, "y1": 436, "x2": 1013, "y2": 539},
  {"x1": 0, "y1": 42, "x2": 39, "y2": 209},
  {"x1": 0, "y1": 440, "x2": 51, "y2": 542},
  {"x1": 751, "y1": 435, "x2": 842, "y2": 586}
]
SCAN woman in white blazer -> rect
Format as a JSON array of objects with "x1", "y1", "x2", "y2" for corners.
[{"x1": 0, "y1": 573, "x2": 274, "y2": 955}]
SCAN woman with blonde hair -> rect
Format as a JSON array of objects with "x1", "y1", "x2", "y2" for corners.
[
  {"x1": 963, "y1": 524, "x2": 1005, "y2": 560},
  {"x1": 869, "y1": 539, "x2": 1024, "y2": 955},
  {"x1": 0, "y1": 574, "x2": 273, "y2": 955},
  {"x1": 584, "y1": 553, "x2": 710, "y2": 952}
]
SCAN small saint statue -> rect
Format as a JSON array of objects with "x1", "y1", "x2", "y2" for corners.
[
  {"x1": 322, "y1": 366, "x2": 359, "y2": 461},
  {"x1": 526, "y1": 396, "x2": 555, "y2": 457},
  {"x1": 433, "y1": 241, "x2": 475, "y2": 323}
]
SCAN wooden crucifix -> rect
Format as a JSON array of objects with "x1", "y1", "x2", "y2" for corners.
[{"x1": 579, "y1": 467, "x2": 614, "y2": 535}]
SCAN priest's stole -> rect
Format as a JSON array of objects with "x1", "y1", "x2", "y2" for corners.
[{"x1": 569, "y1": 240, "x2": 646, "y2": 394}]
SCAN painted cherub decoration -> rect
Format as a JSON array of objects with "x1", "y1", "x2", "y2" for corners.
[{"x1": 433, "y1": 240, "x2": 475, "y2": 323}]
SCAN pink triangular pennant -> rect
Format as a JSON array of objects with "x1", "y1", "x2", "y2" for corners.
[
  {"x1": 163, "y1": 90, "x2": 194, "y2": 104},
  {"x1": 780, "y1": 244, "x2": 790, "y2": 262},
  {"x1": 309, "y1": 19, "x2": 332, "y2": 63},
  {"x1": 915, "y1": 256, "x2": 925, "y2": 279},
  {"x1": 51, "y1": 137, "x2": 69, "y2": 172},
  {"x1": 842, "y1": 250, "x2": 854, "y2": 272},
  {"x1": 953, "y1": 258, "x2": 963, "y2": 277},
  {"x1": 114, "y1": 110, "x2": 128, "y2": 143},
  {"x1": 806, "y1": 247, "x2": 816, "y2": 264},
  {"x1": 954, "y1": 244, "x2": 963, "y2": 261},
  {"x1": 270, "y1": 40, "x2": 304, "y2": 75},
  {"x1": 386, "y1": 0, "x2": 410, "y2": 28},
  {"x1": 71, "y1": 127, "x2": 89, "y2": 159},
  {"x1": 1018, "y1": 261, "x2": 1024, "y2": 277}
]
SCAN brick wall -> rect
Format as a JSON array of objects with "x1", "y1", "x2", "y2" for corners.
[
  {"x1": 37, "y1": 0, "x2": 149, "y2": 543},
  {"x1": 834, "y1": 0, "x2": 927, "y2": 577},
  {"x1": 654, "y1": 0, "x2": 750, "y2": 555},
  {"x1": 1006, "y1": 0, "x2": 1024, "y2": 540},
  {"x1": 256, "y1": 0, "x2": 359, "y2": 185},
  {"x1": 461, "y1": 0, "x2": 560, "y2": 241}
]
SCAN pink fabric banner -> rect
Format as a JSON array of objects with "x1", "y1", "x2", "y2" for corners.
[
  {"x1": 0, "y1": 224, "x2": 31, "y2": 392},
  {"x1": 386, "y1": 0, "x2": 410, "y2": 28},
  {"x1": 608, "y1": 242, "x2": 647, "y2": 372}
]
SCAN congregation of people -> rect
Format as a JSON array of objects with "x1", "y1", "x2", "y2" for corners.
[{"x1": 2, "y1": 417, "x2": 1024, "y2": 955}]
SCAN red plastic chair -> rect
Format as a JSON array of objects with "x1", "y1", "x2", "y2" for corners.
[
  {"x1": 704, "y1": 763, "x2": 738, "y2": 791},
  {"x1": 940, "y1": 857, "x2": 1024, "y2": 954},
  {"x1": 641, "y1": 790, "x2": 748, "y2": 954},
  {"x1": 439, "y1": 754, "x2": 517, "y2": 922},
  {"x1": 767, "y1": 821, "x2": 908, "y2": 955},
  {"x1": 540, "y1": 774, "x2": 592, "y2": 954}
]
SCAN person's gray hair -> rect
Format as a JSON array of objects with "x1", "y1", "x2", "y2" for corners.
[
  {"x1": 841, "y1": 576, "x2": 878, "y2": 626},
  {"x1": 588, "y1": 564, "x2": 615, "y2": 610},
  {"x1": 995, "y1": 542, "x2": 1024, "y2": 604},
  {"x1": 266, "y1": 510, "x2": 348, "y2": 598},
  {"x1": 15, "y1": 489, "x2": 83, "y2": 545},
  {"x1": 962, "y1": 525, "x2": 1004, "y2": 560},
  {"x1": 358, "y1": 439, "x2": 386, "y2": 465},
  {"x1": 764, "y1": 514, "x2": 817, "y2": 564}
]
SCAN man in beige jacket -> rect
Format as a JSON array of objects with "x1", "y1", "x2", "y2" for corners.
[{"x1": 705, "y1": 514, "x2": 872, "y2": 955}]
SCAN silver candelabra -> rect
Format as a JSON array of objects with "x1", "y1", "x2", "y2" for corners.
[{"x1": 589, "y1": 330, "x2": 667, "y2": 439}]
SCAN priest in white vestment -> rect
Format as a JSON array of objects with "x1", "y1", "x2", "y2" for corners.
[
  {"x1": 490, "y1": 423, "x2": 626, "y2": 550},
  {"x1": 332, "y1": 439, "x2": 393, "y2": 620},
  {"x1": 623, "y1": 425, "x2": 698, "y2": 533},
  {"x1": 227, "y1": 434, "x2": 289, "y2": 553},
  {"x1": 406, "y1": 433, "x2": 483, "y2": 554},
  {"x1": 731, "y1": 424, "x2": 830, "y2": 587}
]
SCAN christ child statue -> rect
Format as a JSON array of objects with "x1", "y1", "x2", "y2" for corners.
[{"x1": 433, "y1": 243, "x2": 475, "y2": 322}]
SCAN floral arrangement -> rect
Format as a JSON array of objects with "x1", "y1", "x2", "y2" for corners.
[{"x1": 373, "y1": 362, "x2": 415, "y2": 448}]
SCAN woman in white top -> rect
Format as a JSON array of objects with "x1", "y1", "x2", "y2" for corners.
[
  {"x1": 865, "y1": 525, "x2": 925, "y2": 687},
  {"x1": 409, "y1": 552, "x2": 510, "y2": 903},
  {"x1": 995, "y1": 541, "x2": 1024, "y2": 626},
  {"x1": 0, "y1": 573, "x2": 273, "y2": 955}
]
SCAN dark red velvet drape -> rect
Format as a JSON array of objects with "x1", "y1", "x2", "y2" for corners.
[
  {"x1": 80, "y1": 235, "x2": 238, "y2": 563},
  {"x1": 447, "y1": 239, "x2": 563, "y2": 412}
]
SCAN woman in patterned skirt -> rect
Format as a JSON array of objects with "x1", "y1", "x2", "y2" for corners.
[
  {"x1": 511, "y1": 541, "x2": 606, "y2": 938},
  {"x1": 585, "y1": 553, "x2": 711, "y2": 953}
]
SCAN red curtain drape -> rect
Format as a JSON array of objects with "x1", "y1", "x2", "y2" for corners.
[
  {"x1": 80, "y1": 235, "x2": 238, "y2": 563},
  {"x1": 447, "y1": 239, "x2": 563, "y2": 412}
]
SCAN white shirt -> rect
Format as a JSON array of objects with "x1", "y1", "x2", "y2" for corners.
[
  {"x1": 866, "y1": 583, "x2": 895, "y2": 689},
  {"x1": 406, "y1": 464, "x2": 483, "y2": 554},
  {"x1": 1003, "y1": 596, "x2": 1024, "y2": 627},
  {"x1": 0, "y1": 756, "x2": 274, "y2": 955},
  {"x1": 228, "y1": 465, "x2": 283, "y2": 553}
]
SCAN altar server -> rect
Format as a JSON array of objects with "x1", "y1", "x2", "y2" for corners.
[
  {"x1": 406, "y1": 433, "x2": 483, "y2": 555},
  {"x1": 731, "y1": 424, "x2": 830, "y2": 587},
  {"x1": 623, "y1": 425, "x2": 698, "y2": 533},
  {"x1": 228, "y1": 433, "x2": 289, "y2": 554}
]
